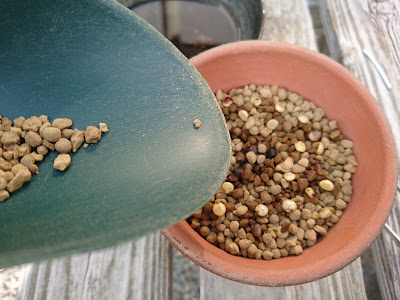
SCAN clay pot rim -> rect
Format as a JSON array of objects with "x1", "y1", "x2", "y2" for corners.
[{"x1": 163, "y1": 41, "x2": 398, "y2": 286}]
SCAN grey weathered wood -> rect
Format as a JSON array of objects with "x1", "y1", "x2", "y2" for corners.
[
  {"x1": 325, "y1": 1, "x2": 400, "y2": 299},
  {"x1": 17, "y1": 232, "x2": 172, "y2": 300},
  {"x1": 201, "y1": 259, "x2": 366, "y2": 300},
  {"x1": 317, "y1": 0, "x2": 342, "y2": 62},
  {"x1": 260, "y1": 0, "x2": 318, "y2": 51},
  {"x1": 200, "y1": 1, "x2": 367, "y2": 298}
]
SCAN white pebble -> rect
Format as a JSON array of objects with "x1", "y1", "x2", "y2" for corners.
[
  {"x1": 316, "y1": 142, "x2": 325, "y2": 155},
  {"x1": 250, "y1": 96, "x2": 262, "y2": 107},
  {"x1": 221, "y1": 182, "x2": 234, "y2": 194},
  {"x1": 255, "y1": 204, "x2": 268, "y2": 217},
  {"x1": 282, "y1": 199, "x2": 297, "y2": 213},
  {"x1": 283, "y1": 172, "x2": 296, "y2": 182},
  {"x1": 319, "y1": 179, "x2": 334, "y2": 191},
  {"x1": 213, "y1": 203, "x2": 226, "y2": 216},
  {"x1": 297, "y1": 114, "x2": 309, "y2": 124},
  {"x1": 238, "y1": 110, "x2": 249, "y2": 121},
  {"x1": 305, "y1": 187, "x2": 316, "y2": 198},
  {"x1": 275, "y1": 102, "x2": 285, "y2": 112},
  {"x1": 294, "y1": 141, "x2": 306, "y2": 152},
  {"x1": 266, "y1": 119, "x2": 279, "y2": 130}
]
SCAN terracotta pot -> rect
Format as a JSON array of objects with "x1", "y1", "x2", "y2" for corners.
[{"x1": 162, "y1": 41, "x2": 398, "y2": 286}]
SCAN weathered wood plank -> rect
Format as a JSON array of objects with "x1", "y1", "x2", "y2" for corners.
[
  {"x1": 200, "y1": 259, "x2": 366, "y2": 300},
  {"x1": 200, "y1": 1, "x2": 367, "y2": 298},
  {"x1": 325, "y1": 1, "x2": 400, "y2": 299},
  {"x1": 17, "y1": 232, "x2": 172, "y2": 300},
  {"x1": 260, "y1": 0, "x2": 318, "y2": 51}
]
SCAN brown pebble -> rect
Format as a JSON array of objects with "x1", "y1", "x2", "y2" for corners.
[
  {"x1": 307, "y1": 170, "x2": 317, "y2": 181},
  {"x1": 193, "y1": 209, "x2": 202, "y2": 219},
  {"x1": 232, "y1": 188, "x2": 244, "y2": 199},
  {"x1": 274, "y1": 153, "x2": 282, "y2": 163},
  {"x1": 260, "y1": 173, "x2": 269, "y2": 183},
  {"x1": 297, "y1": 178, "x2": 309, "y2": 191},
  {"x1": 253, "y1": 175, "x2": 262, "y2": 186},
  {"x1": 274, "y1": 202, "x2": 283, "y2": 213},
  {"x1": 281, "y1": 222, "x2": 290, "y2": 233},
  {"x1": 291, "y1": 151, "x2": 300, "y2": 161},
  {"x1": 239, "y1": 218, "x2": 249, "y2": 228},
  {"x1": 203, "y1": 202, "x2": 213, "y2": 214},
  {"x1": 331, "y1": 182, "x2": 340, "y2": 197},
  {"x1": 279, "y1": 144, "x2": 289, "y2": 151},
  {"x1": 270, "y1": 136, "x2": 278, "y2": 148},
  {"x1": 292, "y1": 181, "x2": 298, "y2": 192},
  {"x1": 242, "y1": 169, "x2": 253, "y2": 180},
  {"x1": 247, "y1": 201, "x2": 259, "y2": 211},
  {"x1": 225, "y1": 202, "x2": 235, "y2": 212}
]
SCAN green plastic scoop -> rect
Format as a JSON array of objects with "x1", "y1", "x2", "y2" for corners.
[{"x1": 0, "y1": 0, "x2": 230, "y2": 268}]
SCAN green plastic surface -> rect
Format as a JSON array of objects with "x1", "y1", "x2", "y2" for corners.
[{"x1": 0, "y1": 0, "x2": 230, "y2": 267}]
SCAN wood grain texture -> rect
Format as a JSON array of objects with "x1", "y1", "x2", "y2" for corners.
[
  {"x1": 17, "y1": 233, "x2": 172, "y2": 300},
  {"x1": 200, "y1": 259, "x2": 366, "y2": 300},
  {"x1": 199, "y1": 1, "x2": 367, "y2": 298},
  {"x1": 325, "y1": 1, "x2": 400, "y2": 299},
  {"x1": 261, "y1": 0, "x2": 318, "y2": 51}
]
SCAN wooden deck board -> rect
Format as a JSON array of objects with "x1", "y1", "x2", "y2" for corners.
[
  {"x1": 17, "y1": 233, "x2": 172, "y2": 300},
  {"x1": 325, "y1": 1, "x2": 400, "y2": 299}
]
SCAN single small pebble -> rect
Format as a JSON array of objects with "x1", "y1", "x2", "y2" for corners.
[
  {"x1": 85, "y1": 126, "x2": 102, "y2": 144},
  {"x1": 340, "y1": 139, "x2": 353, "y2": 148},
  {"x1": 0, "y1": 190, "x2": 10, "y2": 202},
  {"x1": 238, "y1": 110, "x2": 249, "y2": 121},
  {"x1": 294, "y1": 141, "x2": 306, "y2": 152},
  {"x1": 319, "y1": 208, "x2": 333, "y2": 219},
  {"x1": 222, "y1": 96, "x2": 233, "y2": 107},
  {"x1": 275, "y1": 102, "x2": 285, "y2": 112},
  {"x1": 308, "y1": 131, "x2": 322, "y2": 142},
  {"x1": 62, "y1": 129, "x2": 74, "y2": 139},
  {"x1": 305, "y1": 187, "x2": 316, "y2": 198},
  {"x1": 1, "y1": 132, "x2": 20, "y2": 146},
  {"x1": 25, "y1": 131, "x2": 42, "y2": 147},
  {"x1": 298, "y1": 115, "x2": 309, "y2": 124},
  {"x1": 83, "y1": 143, "x2": 89, "y2": 148},
  {"x1": 283, "y1": 172, "x2": 296, "y2": 182},
  {"x1": 336, "y1": 199, "x2": 347, "y2": 210},
  {"x1": 53, "y1": 154, "x2": 71, "y2": 171},
  {"x1": 221, "y1": 182, "x2": 234, "y2": 194},
  {"x1": 236, "y1": 205, "x2": 248, "y2": 216},
  {"x1": 255, "y1": 204, "x2": 268, "y2": 217},
  {"x1": 316, "y1": 142, "x2": 325, "y2": 155},
  {"x1": 36, "y1": 145, "x2": 49, "y2": 156},
  {"x1": 213, "y1": 203, "x2": 226, "y2": 217},
  {"x1": 55, "y1": 138, "x2": 72, "y2": 154},
  {"x1": 99, "y1": 122, "x2": 109, "y2": 133},
  {"x1": 193, "y1": 119, "x2": 202, "y2": 129},
  {"x1": 266, "y1": 119, "x2": 279, "y2": 130},
  {"x1": 42, "y1": 127, "x2": 62, "y2": 143},
  {"x1": 71, "y1": 129, "x2": 85, "y2": 153},
  {"x1": 266, "y1": 148, "x2": 277, "y2": 159},
  {"x1": 319, "y1": 179, "x2": 334, "y2": 191},
  {"x1": 250, "y1": 96, "x2": 262, "y2": 107},
  {"x1": 52, "y1": 118, "x2": 73, "y2": 130},
  {"x1": 282, "y1": 199, "x2": 297, "y2": 213},
  {"x1": 246, "y1": 151, "x2": 257, "y2": 164}
]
